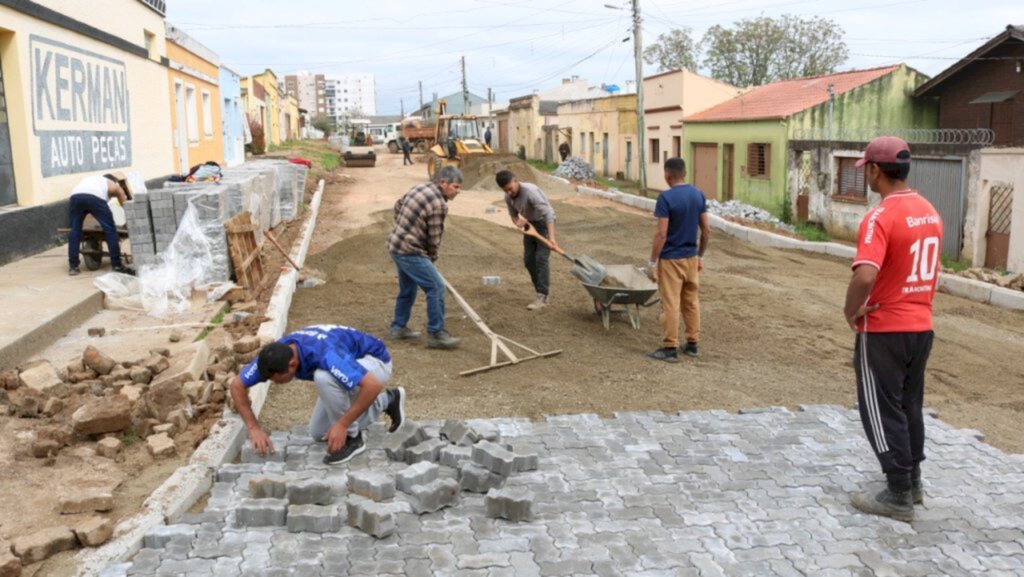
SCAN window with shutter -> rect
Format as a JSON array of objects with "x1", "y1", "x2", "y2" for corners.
[
  {"x1": 650, "y1": 139, "x2": 661, "y2": 164},
  {"x1": 746, "y1": 143, "x2": 769, "y2": 177},
  {"x1": 835, "y1": 157, "x2": 867, "y2": 199}
]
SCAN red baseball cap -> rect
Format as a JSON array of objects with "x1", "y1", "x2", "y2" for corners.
[{"x1": 855, "y1": 136, "x2": 912, "y2": 167}]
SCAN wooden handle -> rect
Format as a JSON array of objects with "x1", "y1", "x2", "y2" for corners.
[
  {"x1": 519, "y1": 224, "x2": 565, "y2": 256},
  {"x1": 263, "y1": 231, "x2": 302, "y2": 272}
]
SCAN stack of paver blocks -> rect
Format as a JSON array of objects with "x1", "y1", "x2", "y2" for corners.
[{"x1": 123, "y1": 160, "x2": 307, "y2": 279}]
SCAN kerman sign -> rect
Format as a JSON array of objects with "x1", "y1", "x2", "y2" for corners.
[{"x1": 30, "y1": 35, "x2": 132, "y2": 176}]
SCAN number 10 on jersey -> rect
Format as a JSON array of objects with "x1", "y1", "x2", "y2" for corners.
[{"x1": 907, "y1": 236, "x2": 940, "y2": 283}]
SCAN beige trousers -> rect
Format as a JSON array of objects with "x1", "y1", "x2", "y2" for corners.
[{"x1": 658, "y1": 257, "x2": 701, "y2": 348}]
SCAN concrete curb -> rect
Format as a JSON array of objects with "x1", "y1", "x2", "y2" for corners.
[
  {"x1": 73, "y1": 179, "x2": 325, "y2": 576},
  {"x1": 575, "y1": 185, "x2": 1024, "y2": 310},
  {"x1": 0, "y1": 291, "x2": 103, "y2": 370}
]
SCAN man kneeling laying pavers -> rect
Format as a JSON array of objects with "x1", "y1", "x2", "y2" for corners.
[{"x1": 230, "y1": 324, "x2": 405, "y2": 465}]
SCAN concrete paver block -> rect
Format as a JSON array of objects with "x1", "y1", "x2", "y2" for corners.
[
  {"x1": 440, "y1": 445, "x2": 473, "y2": 468},
  {"x1": 249, "y1": 474, "x2": 291, "y2": 499},
  {"x1": 345, "y1": 495, "x2": 396, "y2": 538},
  {"x1": 235, "y1": 498, "x2": 288, "y2": 527},
  {"x1": 382, "y1": 420, "x2": 428, "y2": 461},
  {"x1": 286, "y1": 478, "x2": 332, "y2": 505},
  {"x1": 459, "y1": 462, "x2": 505, "y2": 493},
  {"x1": 216, "y1": 463, "x2": 262, "y2": 484},
  {"x1": 405, "y1": 438, "x2": 447, "y2": 464},
  {"x1": 408, "y1": 478, "x2": 460, "y2": 514},
  {"x1": 397, "y1": 462, "x2": 440, "y2": 494},
  {"x1": 348, "y1": 470, "x2": 396, "y2": 501},
  {"x1": 286, "y1": 504, "x2": 340, "y2": 533},
  {"x1": 142, "y1": 524, "x2": 196, "y2": 549},
  {"x1": 440, "y1": 419, "x2": 473, "y2": 444},
  {"x1": 512, "y1": 451, "x2": 539, "y2": 472},
  {"x1": 472, "y1": 440, "x2": 515, "y2": 476},
  {"x1": 486, "y1": 486, "x2": 535, "y2": 522},
  {"x1": 241, "y1": 443, "x2": 285, "y2": 463},
  {"x1": 18, "y1": 362, "x2": 67, "y2": 398}
]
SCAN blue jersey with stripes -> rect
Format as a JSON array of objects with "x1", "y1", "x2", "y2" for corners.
[{"x1": 239, "y1": 325, "x2": 390, "y2": 390}]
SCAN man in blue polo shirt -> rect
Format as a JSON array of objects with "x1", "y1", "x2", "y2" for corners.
[
  {"x1": 229, "y1": 324, "x2": 406, "y2": 465},
  {"x1": 647, "y1": 157, "x2": 710, "y2": 363}
]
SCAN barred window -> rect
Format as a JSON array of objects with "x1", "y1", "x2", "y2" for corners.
[
  {"x1": 836, "y1": 157, "x2": 867, "y2": 197},
  {"x1": 746, "y1": 143, "x2": 770, "y2": 177}
]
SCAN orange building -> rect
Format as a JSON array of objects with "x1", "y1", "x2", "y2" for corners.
[{"x1": 165, "y1": 23, "x2": 223, "y2": 174}]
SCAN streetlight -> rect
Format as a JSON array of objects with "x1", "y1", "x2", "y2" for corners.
[{"x1": 606, "y1": 1, "x2": 647, "y2": 195}]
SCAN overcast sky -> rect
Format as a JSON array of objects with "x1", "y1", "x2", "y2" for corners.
[{"x1": 166, "y1": 0, "x2": 1021, "y2": 115}]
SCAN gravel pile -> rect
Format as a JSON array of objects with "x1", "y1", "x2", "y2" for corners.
[
  {"x1": 552, "y1": 156, "x2": 596, "y2": 180},
  {"x1": 708, "y1": 199, "x2": 795, "y2": 233}
]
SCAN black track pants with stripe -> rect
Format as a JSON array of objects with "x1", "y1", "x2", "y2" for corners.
[{"x1": 853, "y1": 331, "x2": 934, "y2": 476}]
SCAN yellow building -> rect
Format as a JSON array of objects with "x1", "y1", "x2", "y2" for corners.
[
  {"x1": 240, "y1": 76, "x2": 267, "y2": 138},
  {"x1": 282, "y1": 94, "x2": 299, "y2": 142},
  {"x1": 251, "y1": 69, "x2": 282, "y2": 146},
  {"x1": 643, "y1": 69, "x2": 743, "y2": 191},
  {"x1": 0, "y1": 0, "x2": 173, "y2": 208},
  {"x1": 557, "y1": 94, "x2": 637, "y2": 180},
  {"x1": 165, "y1": 23, "x2": 223, "y2": 174}
]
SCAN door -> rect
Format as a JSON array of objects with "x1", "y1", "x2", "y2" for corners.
[
  {"x1": 984, "y1": 182, "x2": 1013, "y2": 269},
  {"x1": 222, "y1": 98, "x2": 232, "y2": 164},
  {"x1": 602, "y1": 133, "x2": 609, "y2": 177},
  {"x1": 0, "y1": 54, "x2": 16, "y2": 206},
  {"x1": 722, "y1": 144, "x2": 734, "y2": 201},
  {"x1": 173, "y1": 81, "x2": 188, "y2": 173},
  {"x1": 497, "y1": 119, "x2": 508, "y2": 153},
  {"x1": 625, "y1": 141, "x2": 632, "y2": 180},
  {"x1": 692, "y1": 143, "x2": 718, "y2": 200},
  {"x1": 589, "y1": 132, "x2": 595, "y2": 167},
  {"x1": 908, "y1": 158, "x2": 965, "y2": 258}
]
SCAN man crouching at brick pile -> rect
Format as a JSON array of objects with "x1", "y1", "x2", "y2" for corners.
[{"x1": 229, "y1": 324, "x2": 406, "y2": 465}]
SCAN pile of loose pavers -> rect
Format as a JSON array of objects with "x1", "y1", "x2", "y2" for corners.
[
  {"x1": 99, "y1": 419, "x2": 539, "y2": 576},
  {"x1": 551, "y1": 156, "x2": 596, "y2": 181},
  {"x1": 0, "y1": 311, "x2": 266, "y2": 571}
]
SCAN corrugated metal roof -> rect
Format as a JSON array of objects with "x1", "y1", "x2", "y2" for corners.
[{"x1": 684, "y1": 65, "x2": 900, "y2": 123}]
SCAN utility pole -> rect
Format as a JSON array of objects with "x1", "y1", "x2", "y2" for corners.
[
  {"x1": 401, "y1": 98, "x2": 405, "y2": 119},
  {"x1": 461, "y1": 56, "x2": 470, "y2": 115},
  {"x1": 632, "y1": 0, "x2": 648, "y2": 195},
  {"x1": 418, "y1": 81, "x2": 424, "y2": 115}
]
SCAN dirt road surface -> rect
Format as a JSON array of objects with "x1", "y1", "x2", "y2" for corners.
[{"x1": 262, "y1": 151, "x2": 1024, "y2": 455}]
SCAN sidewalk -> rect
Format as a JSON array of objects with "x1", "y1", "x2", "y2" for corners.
[{"x1": 0, "y1": 245, "x2": 107, "y2": 369}]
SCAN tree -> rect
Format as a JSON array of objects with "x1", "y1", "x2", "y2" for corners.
[
  {"x1": 643, "y1": 28, "x2": 698, "y2": 72},
  {"x1": 310, "y1": 113, "x2": 335, "y2": 136},
  {"x1": 701, "y1": 15, "x2": 848, "y2": 87}
]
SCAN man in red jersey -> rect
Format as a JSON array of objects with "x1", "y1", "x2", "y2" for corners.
[{"x1": 843, "y1": 136, "x2": 942, "y2": 522}]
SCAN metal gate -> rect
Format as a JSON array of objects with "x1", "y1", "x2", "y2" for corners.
[
  {"x1": 0, "y1": 54, "x2": 16, "y2": 206},
  {"x1": 985, "y1": 182, "x2": 1013, "y2": 269},
  {"x1": 908, "y1": 158, "x2": 965, "y2": 258}
]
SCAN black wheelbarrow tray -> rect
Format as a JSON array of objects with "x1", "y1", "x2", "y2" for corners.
[{"x1": 579, "y1": 264, "x2": 660, "y2": 330}]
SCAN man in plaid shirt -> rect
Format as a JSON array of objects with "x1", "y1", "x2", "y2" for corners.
[{"x1": 387, "y1": 166, "x2": 463, "y2": 349}]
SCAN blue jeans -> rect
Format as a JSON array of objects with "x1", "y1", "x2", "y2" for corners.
[
  {"x1": 68, "y1": 194, "x2": 123, "y2": 269},
  {"x1": 390, "y1": 253, "x2": 446, "y2": 334}
]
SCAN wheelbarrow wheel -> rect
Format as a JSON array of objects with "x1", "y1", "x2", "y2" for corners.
[{"x1": 83, "y1": 238, "x2": 103, "y2": 271}]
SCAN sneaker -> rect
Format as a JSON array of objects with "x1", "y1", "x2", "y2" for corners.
[
  {"x1": 526, "y1": 293, "x2": 548, "y2": 311},
  {"x1": 680, "y1": 342, "x2": 699, "y2": 357},
  {"x1": 384, "y1": 387, "x2": 405, "y2": 433},
  {"x1": 323, "y1": 432, "x2": 365, "y2": 466},
  {"x1": 646, "y1": 348, "x2": 679, "y2": 363},
  {"x1": 69, "y1": 266, "x2": 81, "y2": 276},
  {"x1": 390, "y1": 327, "x2": 421, "y2": 340},
  {"x1": 851, "y1": 487, "x2": 914, "y2": 522},
  {"x1": 427, "y1": 330, "x2": 460, "y2": 350},
  {"x1": 113, "y1": 264, "x2": 136, "y2": 276}
]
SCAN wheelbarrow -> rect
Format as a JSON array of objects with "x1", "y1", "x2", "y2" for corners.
[
  {"x1": 58, "y1": 214, "x2": 132, "y2": 271},
  {"x1": 580, "y1": 264, "x2": 660, "y2": 330}
]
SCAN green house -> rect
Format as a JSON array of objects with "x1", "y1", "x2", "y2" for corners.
[{"x1": 681, "y1": 64, "x2": 937, "y2": 215}]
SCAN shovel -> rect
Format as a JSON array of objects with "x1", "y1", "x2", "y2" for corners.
[{"x1": 519, "y1": 223, "x2": 607, "y2": 285}]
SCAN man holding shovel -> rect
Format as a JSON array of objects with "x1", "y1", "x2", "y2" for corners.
[
  {"x1": 496, "y1": 170, "x2": 557, "y2": 310},
  {"x1": 647, "y1": 157, "x2": 710, "y2": 363}
]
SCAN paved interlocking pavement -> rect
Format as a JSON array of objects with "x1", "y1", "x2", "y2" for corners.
[{"x1": 102, "y1": 405, "x2": 1024, "y2": 576}]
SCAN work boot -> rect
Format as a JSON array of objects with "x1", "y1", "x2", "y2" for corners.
[
  {"x1": 390, "y1": 326, "x2": 421, "y2": 340},
  {"x1": 912, "y1": 464, "x2": 924, "y2": 505},
  {"x1": 647, "y1": 348, "x2": 679, "y2": 363},
  {"x1": 851, "y1": 473, "x2": 914, "y2": 522},
  {"x1": 384, "y1": 387, "x2": 405, "y2": 433},
  {"x1": 680, "y1": 341, "x2": 699, "y2": 357},
  {"x1": 427, "y1": 330, "x2": 460, "y2": 350},
  {"x1": 526, "y1": 293, "x2": 548, "y2": 310}
]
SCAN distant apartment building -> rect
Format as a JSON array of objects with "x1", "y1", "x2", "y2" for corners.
[
  {"x1": 284, "y1": 72, "x2": 327, "y2": 117},
  {"x1": 324, "y1": 74, "x2": 376, "y2": 125}
]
